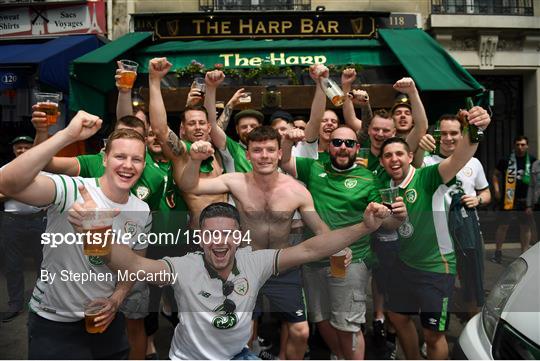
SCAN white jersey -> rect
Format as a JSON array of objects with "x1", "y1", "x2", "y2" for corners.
[
  {"x1": 423, "y1": 155, "x2": 489, "y2": 207},
  {"x1": 292, "y1": 140, "x2": 318, "y2": 159},
  {"x1": 165, "y1": 247, "x2": 279, "y2": 360},
  {"x1": 29, "y1": 175, "x2": 151, "y2": 322}
]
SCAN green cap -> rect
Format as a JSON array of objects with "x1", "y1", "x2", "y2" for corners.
[
  {"x1": 11, "y1": 135, "x2": 34, "y2": 145},
  {"x1": 234, "y1": 109, "x2": 264, "y2": 124}
]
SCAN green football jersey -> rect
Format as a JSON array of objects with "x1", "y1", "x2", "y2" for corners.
[
  {"x1": 392, "y1": 164, "x2": 457, "y2": 274},
  {"x1": 296, "y1": 157, "x2": 380, "y2": 266},
  {"x1": 220, "y1": 136, "x2": 252, "y2": 173}
]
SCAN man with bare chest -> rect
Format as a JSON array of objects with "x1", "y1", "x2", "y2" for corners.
[{"x1": 178, "y1": 126, "x2": 330, "y2": 359}]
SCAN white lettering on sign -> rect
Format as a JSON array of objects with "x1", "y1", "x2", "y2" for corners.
[
  {"x1": 219, "y1": 52, "x2": 327, "y2": 67},
  {"x1": 1, "y1": 73, "x2": 18, "y2": 84},
  {"x1": 47, "y1": 5, "x2": 90, "y2": 33},
  {"x1": 0, "y1": 9, "x2": 31, "y2": 35}
]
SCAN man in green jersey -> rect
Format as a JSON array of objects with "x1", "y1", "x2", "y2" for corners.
[
  {"x1": 281, "y1": 125, "x2": 407, "y2": 359},
  {"x1": 378, "y1": 104, "x2": 491, "y2": 360}
]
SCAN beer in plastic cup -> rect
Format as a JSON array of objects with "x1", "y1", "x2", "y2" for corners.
[
  {"x1": 82, "y1": 208, "x2": 115, "y2": 256},
  {"x1": 84, "y1": 298, "x2": 108, "y2": 333},
  {"x1": 238, "y1": 92, "x2": 252, "y2": 109},
  {"x1": 379, "y1": 187, "x2": 399, "y2": 211},
  {"x1": 35, "y1": 92, "x2": 61, "y2": 125},
  {"x1": 357, "y1": 148, "x2": 370, "y2": 168},
  {"x1": 118, "y1": 60, "x2": 138, "y2": 89},
  {"x1": 192, "y1": 77, "x2": 206, "y2": 97},
  {"x1": 330, "y1": 250, "x2": 347, "y2": 278}
]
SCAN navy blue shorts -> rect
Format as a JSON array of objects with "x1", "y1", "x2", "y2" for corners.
[
  {"x1": 371, "y1": 239, "x2": 399, "y2": 297},
  {"x1": 252, "y1": 268, "x2": 307, "y2": 323},
  {"x1": 386, "y1": 260, "x2": 454, "y2": 332}
]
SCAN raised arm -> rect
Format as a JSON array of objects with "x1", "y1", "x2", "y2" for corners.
[
  {"x1": 304, "y1": 64, "x2": 328, "y2": 142},
  {"x1": 341, "y1": 68, "x2": 363, "y2": 132},
  {"x1": 412, "y1": 133, "x2": 436, "y2": 168},
  {"x1": 115, "y1": 61, "x2": 134, "y2": 120},
  {"x1": 394, "y1": 78, "x2": 428, "y2": 153},
  {"x1": 439, "y1": 107, "x2": 491, "y2": 183},
  {"x1": 204, "y1": 70, "x2": 227, "y2": 150},
  {"x1": 279, "y1": 128, "x2": 304, "y2": 177},
  {"x1": 217, "y1": 88, "x2": 245, "y2": 132},
  {"x1": 279, "y1": 202, "x2": 389, "y2": 272}
]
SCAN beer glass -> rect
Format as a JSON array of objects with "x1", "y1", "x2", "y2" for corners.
[
  {"x1": 84, "y1": 298, "x2": 108, "y2": 333},
  {"x1": 357, "y1": 148, "x2": 370, "y2": 168},
  {"x1": 118, "y1": 60, "x2": 138, "y2": 89},
  {"x1": 35, "y1": 92, "x2": 61, "y2": 125},
  {"x1": 379, "y1": 187, "x2": 399, "y2": 212},
  {"x1": 237, "y1": 92, "x2": 252, "y2": 109},
  {"x1": 330, "y1": 249, "x2": 347, "y2": 278},
  {"x1": 82, "y1": 208, "x2": 115, "y2": 256},
  {"x1": 192, "y1": 77, "x2": 206, "y2": 98}
]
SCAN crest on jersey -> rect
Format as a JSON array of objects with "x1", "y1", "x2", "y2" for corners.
[
  {"x1": 88, "y1": 256, "x2": 105, "y2": 266},
  {"x1": 136, "y1": 186, "x2": 150, "y2": 200},
  {"x1": 398, "y1": 219, "x2": 414, "y2": 238},
  {"x1": 405, "y1": 189, "x2": 417, "y2": 203},
  {"x1": 462, "y1": 167, "x2": 473, "y2": 177},
  {"x1": 344, "y1": 178, "x2": 357, "y2": 189},
  {"x1": 234, "y1": 278, "x2": 249, "y2": 296},
  {"x1": 124, "y1": 221, "x2": 137, "y2": 238}
]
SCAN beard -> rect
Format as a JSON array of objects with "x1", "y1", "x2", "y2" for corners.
[{"x1": 330, "y1": 152, "x2": 356, "y2": 170}]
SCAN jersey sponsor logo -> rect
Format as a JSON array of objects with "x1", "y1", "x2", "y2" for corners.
[
  {"x1": 398, "y1": 219, "x2": 414, "y2": 238},
  {"x1": 88, "y1": 256, "x2": 105, "y2": 266},
  {"x1": 344, "y1": 178, "x2": 357, "y2": 189},
  {"x1": 136, "y1": 186, "x2": 150, "y2": 200},
  {"x1": 405, "y1": 189, "x2": 417, "y2": 203},
  {"x1": 462, "y1": 166, "x2": 473, "y2": 177},
  {"x1": 198, "y1": 290, "x2": 211, "y2": 298},
  {"x1": 212, "y1": 311, "x2": 238, "y2": 329},
  {"x1": 234, "y1": 278, "x2": 249, "y2": 296},
  {"x1": 318, "y1": 173, "x2": 327, "y2": 178},
  {"x1": 124, "y1": 221, "x2": 138, "y2": 237}
]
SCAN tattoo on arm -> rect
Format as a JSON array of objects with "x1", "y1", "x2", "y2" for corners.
[
  {"x1": 167, "y1": 130, "x2": 185, "y2": 157},
  {"x1": 217, "y1": 104, "x2": 233, "y2": 130},
  {"x1": 358, "y1": 104, "x2": 373, "y2": 144}
]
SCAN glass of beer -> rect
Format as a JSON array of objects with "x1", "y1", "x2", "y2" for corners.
[
  {"x1": 357, "y1": 148, "x2": 370, "y2": 168},
  {"x1": 379, "y1": 187, "x2": 400, "y2": 212},
  {"x1": 84, "y1": 298, "x2": 108, "y2": 333},
  {"x1": 118, "y1": 59, "x2": 138, "y2": 89},
  {"x1": 330, "y1": 250, "x2": 347, "y2": 278},
  {"x1": 82, "y1": 208, "x2": 115, "y2": 256},
  {"x1": 35, "y1": 92, "x2": 61, "y2": 125},
  {"x1": 192, "y1": 77, "x2": 206, "y2": 99},
  {"x1": 237, "y1": 92, "x2": 252, "y2": 109}
]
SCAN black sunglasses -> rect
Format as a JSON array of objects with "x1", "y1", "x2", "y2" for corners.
[
  {"x1": 331, "y1": 138, "x2": 357, "y2": 148},
  {"x1": 221, "y1": 280, "x2": 236, "y2": 314}
]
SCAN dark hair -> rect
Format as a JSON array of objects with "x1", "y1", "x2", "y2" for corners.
[
  {"x1": 293, "y1": 115, "x2": 307, "y2": 122},
  {"x1": 246, "y1": 125, "x2": 281, "y2": 149},
  {"x1": 379, "y1": 137, "x2": 410, "y2": 157},
  {"x1": 514, "y1": 135, "x2": 528, "y2": 144},
  {"x1": 199, "y1": 202, "x2": 241, "y2": 229},
  {"x1": 373, "y1": 109, "x2": 392, "y2": 120},
  {"x1": 104, "y1": 128, "x2": 146, "y2": 154},
  {"x1": 115, "y1": 115, "x2": 147, "y2": 137},
  {"x1": 181, "y1": 105, "x2": 209, "y2": 123},
  {"x1": 438, "y1": 114, "x2": 464, "y2": 131}
]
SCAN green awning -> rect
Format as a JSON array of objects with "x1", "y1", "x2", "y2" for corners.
[
  {"x1": 135, "y1": 38, "x2": 400, "y2": 72},
  {"x1": 379, "y1": 28, "x2": 484, "y2": 93},
  {"x1": 69, "y1": 32, "x2": 153, "y2": 118}
]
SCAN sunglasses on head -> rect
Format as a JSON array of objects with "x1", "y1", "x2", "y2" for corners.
[
  {"x1": 221, "y1": 280, "x2": 236, "y2": 314},
  {"x1": 331, "y1": 138, "x2": 357, "y2": 148}
]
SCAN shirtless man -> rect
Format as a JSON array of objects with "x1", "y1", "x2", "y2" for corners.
[
  {"x1": 178, "y1": 125, "x2": 331, "y2": 359},
  {"x1": 148, "y1": 57, "x2": 226, "y2": 229}
]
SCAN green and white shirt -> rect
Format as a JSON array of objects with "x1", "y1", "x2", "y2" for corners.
[
  {"x1": 389, "y1": 165, "x2": 457, "y2": 274},
  {"x1": 165, "y1": 247, "x2": 279, "y2": 360},
  {"x1": 30, "y1": 175, "x2": 151, "y2": 322},
  {"x1": 296, "y1": 157, "x2": 380, "y2": 265}
]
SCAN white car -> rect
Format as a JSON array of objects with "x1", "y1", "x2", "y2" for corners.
[{"x1": 456, "y1": 243, "x2": 540, "y2": 359}]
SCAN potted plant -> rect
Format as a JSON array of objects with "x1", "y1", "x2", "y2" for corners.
[
  {"x1": 214, "y1": 63, "x2": 242, "y2": 86},
  {"x1": 244, "y1": 63, "x2": 298, "y2": 86},
  {"x1": 175, "y1": 60, "x2": 206, "y2": 86}
]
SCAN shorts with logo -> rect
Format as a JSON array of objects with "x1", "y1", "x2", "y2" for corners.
[
  {"x1": 252, "y1": 267, "x2": 307, "y2": 323},
  {"x1": 386, "y1": 260, "x2": 454, "y2": 332},
  {"x1": 303, "y1": 262, "x2": 369, "y2": 333},
  {"x1": 120, "y1": 281, "x2": 149, "y2": 320}
]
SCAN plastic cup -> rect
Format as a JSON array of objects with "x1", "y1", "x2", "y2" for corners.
[
  {"x1": 118, "y1": 60, "x2": 138, "y2": 89},
  {"x1": 238, "y1": 92, "x2": 252, "y2": 109},
  {"x1": 84, "y1": 298, "x2": 108, "y2": 333},
  {"x1": 330, "y1": 250, "x2": 347, "y2": 278},
  {"x1": 357, "y1": 148, "x2": 370, "y2": 167},
  {"x1": 192, "y1": 77, "x2": 206, "y2": 97},
  {"x1": 379, "y1": 187, "x2": 399, "y2": 211},
  {"x1": 81, "y1": 208, "x2": 115, "y2": 256},
  {"x1": 35, "y1": 92, "x2": 61, "y2": 125}
]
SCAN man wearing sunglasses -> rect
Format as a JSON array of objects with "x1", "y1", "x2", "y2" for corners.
[
  {"x1": 280, "y1": 125, "x2": 407, "y2": 360},
  {"x1": 95, "y1": 201, "x2": 391, "y2": 360}
]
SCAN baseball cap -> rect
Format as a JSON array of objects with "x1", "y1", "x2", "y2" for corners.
[
  {"x1": 269, "y1": 110, "x2": 293, "y2": 123},
  {"x1": 390, "y1": 93, "x2": 411, "y2": 114},
  {"x1": 234, "y1": 109, "x2": 264, "y2": 124},
  {"x1": 10, "y1": 135, "x2": 34, "y2": 145}
]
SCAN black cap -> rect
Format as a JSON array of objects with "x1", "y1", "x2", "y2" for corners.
[
  {"x1": 270, "y1": 110, "x2": 293, "y2": 123},
  {"x1": 10, "y1": 135, "x2": 34, "y2": 145},
  {"x1": 390, "y1": 93, "x2": 411, "y2": 114},
  {"x1": 234, "y1": 109, "x2": 264, "y2": 124}
]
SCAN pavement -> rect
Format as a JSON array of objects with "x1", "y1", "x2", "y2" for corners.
[{"x1": 0, "y1": 244, "x2": 525, "y2": 360}]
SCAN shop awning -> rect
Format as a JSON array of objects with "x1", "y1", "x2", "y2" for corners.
[
  {"x1": 0, "y1": 35, "x2": 103, "y2": 93},
  {"x1": 379, "y1": 28, "x2": 484, "y2": 93},
  {"x1": 69, "y1": 32, "x2": 153, "y2": 117}
]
